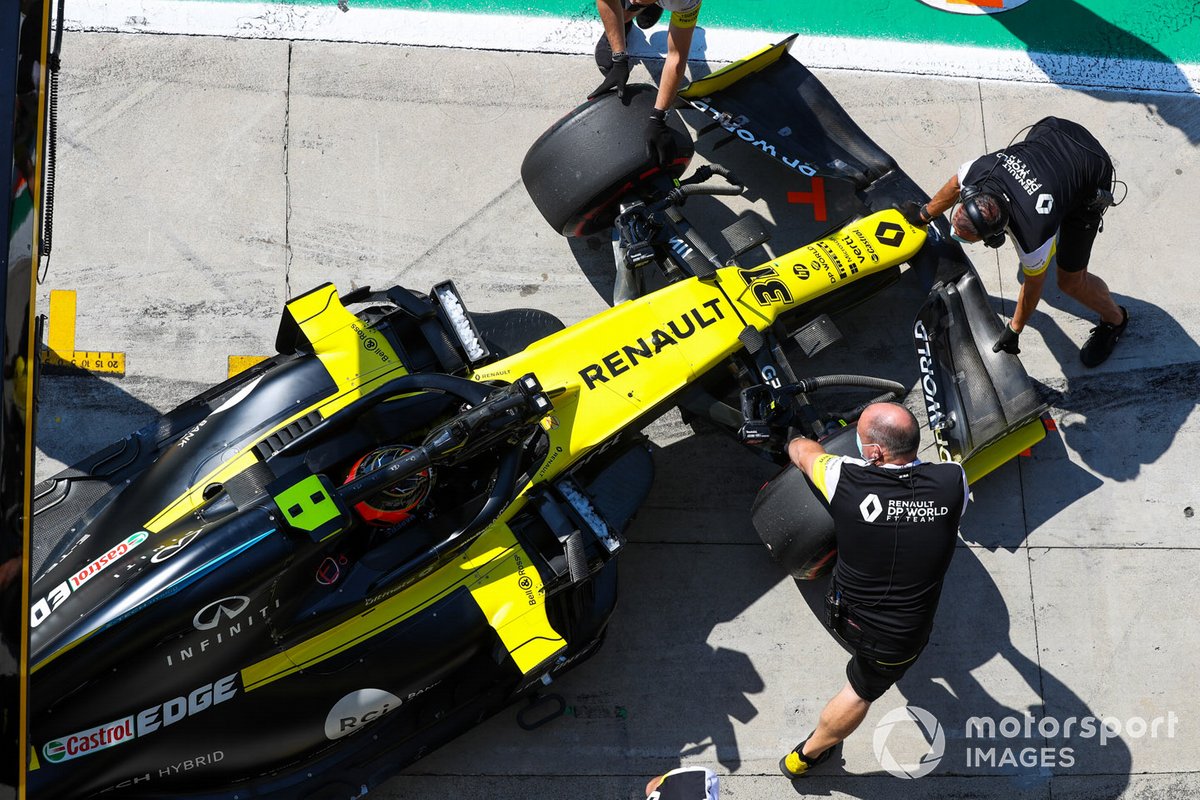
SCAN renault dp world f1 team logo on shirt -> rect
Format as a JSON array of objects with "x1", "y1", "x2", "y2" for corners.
[
  {"x1": 917, "y1": 0, "x2": 1032, "y2": 13},
  {"x1": 874, "y1": 705, "x2": 946, "y2": 778}
]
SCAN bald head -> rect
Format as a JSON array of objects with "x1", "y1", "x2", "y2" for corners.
[{"x1": 858, "y1": 402, "x2": 920, "y2": 464}]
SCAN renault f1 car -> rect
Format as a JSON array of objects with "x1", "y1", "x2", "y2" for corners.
[{"x1": 29, "y1": 36, "x2": 1047, "y2": 798}]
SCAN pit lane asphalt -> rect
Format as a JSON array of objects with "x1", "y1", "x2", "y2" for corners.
[{"x1": 33, "y1": 32, "x2": 1200, "y2": 800}]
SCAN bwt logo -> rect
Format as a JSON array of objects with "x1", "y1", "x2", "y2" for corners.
[
  {"x1": 859, "y1": 493, "x2": 882, "y2": 522},
  {"x1": 873, "y1": 705, "x2": 945, "y2": 779}
]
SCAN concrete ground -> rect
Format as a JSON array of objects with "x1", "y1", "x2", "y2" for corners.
[{"x1": 33, "y1": 31, "x2": 1200, "y2": 799}]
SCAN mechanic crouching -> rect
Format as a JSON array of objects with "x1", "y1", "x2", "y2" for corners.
[
  {"x1": 780, "y1": 402, "x2": 968, "y2": 778},
  {"x1": 903, "y1": 116, "x2": 1127, "y2": 367}
]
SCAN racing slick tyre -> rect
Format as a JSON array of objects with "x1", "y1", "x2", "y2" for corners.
[
  {"x1": 521, "y1": 83, "x2": 694, "y2": 238},
  {"x1": 751, "y1": 464, "x2": 838, "y2": 580}
]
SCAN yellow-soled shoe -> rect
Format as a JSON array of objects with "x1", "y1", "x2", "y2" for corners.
[{"x1": 779, "y1": 737, "x2": 840, "y2": 779}]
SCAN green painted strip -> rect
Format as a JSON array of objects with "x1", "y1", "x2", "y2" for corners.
[{"x1": 196, "y1": 0, "x2": 1200, "y2": 66}]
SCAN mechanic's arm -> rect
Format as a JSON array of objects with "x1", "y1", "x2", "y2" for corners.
[
  {"x1": 654, "y1": 17, "x2": 695, "y2": 112},
  {"x1": 787, "y1": 436, "x2": 827, "y2": 481},
  {"x1": 597, "y1": 0, "x2": 628, "y2": 55},
  {"x1": 1009, "y1": 269, "x2": 1046, "y2": 333},
  {"x1": 922, "y1": 174, "x2": 961, "y2": 220}
]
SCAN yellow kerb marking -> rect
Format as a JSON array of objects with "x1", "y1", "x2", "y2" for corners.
[
  {"x1": 228, "y1": 355, "x2": 269, "y2": 378},
  {"x1": 45, "y1": 289, "x2": 127, "y2": 376}
]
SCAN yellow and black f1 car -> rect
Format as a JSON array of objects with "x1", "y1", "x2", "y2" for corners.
[{"x1": 29, "y1": 37, "x2": 1047, "y2": 798}]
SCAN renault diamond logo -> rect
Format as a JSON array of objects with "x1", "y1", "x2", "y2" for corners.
[
  {"x1": 194, "y1": 596, "x2": 250, "y2": 631},
  {"x1": 1036, "y1": 193, "x2": 1054, "y2": 215},
  {"x1": 875, "y1": 222, "x2": 905, "y2": 247},
  {"x1": 860, "y1": 493, "x2": 883, "y2": 522}
]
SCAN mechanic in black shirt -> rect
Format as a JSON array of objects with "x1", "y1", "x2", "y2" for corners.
[
  {"x1": 779, "y1": 402, "x2": 968, "y2": 778},
  {"x1": 904, "y1": 117, "x2": 1127, "y2": 367},
  {"x1": 589, "y1": 0, "x2": 702, "y2": 164}
]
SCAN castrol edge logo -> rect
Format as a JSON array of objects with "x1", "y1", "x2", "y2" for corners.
[
  {"x1": 30, "y1": 531, "x2": 149, "y2": 629},
  {"x1": 43, "y1": 673, "x2": 239, "y2": 764}
]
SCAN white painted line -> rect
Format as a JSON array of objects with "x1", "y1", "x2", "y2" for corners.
[{"x1": 68, "y1": 2, "x2": 1199, "y2": 94}]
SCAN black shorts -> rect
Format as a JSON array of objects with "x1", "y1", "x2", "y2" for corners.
[
  {"x1": 835, "y1": 617, "x2": 924, "y2": 702},
  {"x1": 846, "y1": 648, "x2": 922, "y2": 702},
  {"x1": 1056, "y1": 185, "x2": 1110, "y2": 272}
]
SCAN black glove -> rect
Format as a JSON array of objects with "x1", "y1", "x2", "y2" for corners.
[
  {"x1": 897, "y1": 200, "x2": 930, "y2": 227},
  {"x1": 644, "y1": 108, "x2": 675, "y2": 166},
  {"x1": 993, "y1": 323, "x2": 1021, "y2": 355},
  {"x1": 588, "y1": 51, "x2": 629, "y2": 100}
]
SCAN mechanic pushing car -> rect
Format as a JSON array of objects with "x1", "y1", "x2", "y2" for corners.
[
  {"x1": 902, "y1": 116, "x2": 1127, "y2": 367},
  {"x1": 779, "y1": 402, "x2": 968, "y2": 778},
  {"x1": 589, "y1": 0, "x2": 701, "y2": 165}
]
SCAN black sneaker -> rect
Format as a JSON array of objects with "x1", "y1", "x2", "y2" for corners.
[
  {"x1": 779, "y1": 735, "x2": 841, "y2": 779},
  {"x1": 1080, "y1": 306, "x2": 1129, "y2": 367},
  {"x1": 635, "y1": 3, "x2": 664, "y2": 29}
]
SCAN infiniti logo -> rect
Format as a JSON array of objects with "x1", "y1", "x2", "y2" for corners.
[
  {"x1": 151, "y1": 530, "x2": 201, "y2": 564},
  {"x1": 193, "y1": 596, "x2": 250, "y2": 631}
]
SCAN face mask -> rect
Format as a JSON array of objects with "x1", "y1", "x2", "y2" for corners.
[
  {"x1": 950, "y1": 230, "x2": 972, "y2": 245},
  {"x1": 856, "y1": 431, "x2": 876, "y2": 463}
]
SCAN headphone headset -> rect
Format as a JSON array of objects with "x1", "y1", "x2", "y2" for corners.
[{"x1": 958, "y1": 182, "x2": 1010, "y2": 249}]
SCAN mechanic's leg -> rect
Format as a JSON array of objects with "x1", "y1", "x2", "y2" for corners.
[
  {"x1": 803, "y1": 683, "x2": 871, "y2": 759},
  {"x1": 1057, "y1": 268, "x2": 1124, "y2": 326}
]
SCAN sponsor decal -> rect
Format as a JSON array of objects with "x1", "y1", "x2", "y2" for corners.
[
  {"x1": 166, "y1": 598, "x2": 279, "y2": 667},
  {"x1": 874, "y1": 222, "x2": 906, "y2": 248},
  {"x1": 913, "y1": 320, "x2": 954, "y2": 462},
  {"x1": 98, "y1": 752, "x2": 226, "y2": 793},
  {"x1": 71, "y1": 531, "x2": 149, "y2": 590},
  {"x1": 31, "y1": 531, "x2": 150, "y2": 629},
  {"x1": 316, "y1": 554, "x2": 348, "y2": 586},
  {"x1": 43, "y1": 717, "x2": 134, "y2": 763},
  {"x1": 688, "y1": 97, "x2": 819, "y2": 177},
  {"x1": 325, "y1": 689, "x2": 402, "y2": 740},
  {"x1": 176, "y1": 419, "x2": 207, "y2": 448},
  {"x1": 1036, "y1": 192, "x2": 1055, "y2": 215},
  {"x1": 577, "y1": 299, "x2": 727, "y2": 390},
  {"x1": 997, "y1": 152, "x2": 1042, "y2": 195},
  {"x1": 915, "y1": 0, "x2": 1032, "y2": 15},
  {"x1": 514, "y1": 553, "x2": 538, "y2": 606},
  {"x1": 193, "y1": 596, "x2": 250, "y2": 631},
  {"x1": 884, "y1": 497, "x2": 952, "y2": 523},
  {"x1": 324, "y1": 684, "x2": 441, "y2": 740},
  {"x1": 150, "y1": 529, "x2": 201, "y2": 564},
  {"x1": 44, "y1": 675, "x2": 238, "y2": 764},
  {"x1": 349, "y1": 321, "x2": 391, "y2": 364},
  {"x1": 860, "y1": 493, "x2": 883, "y2": 522},
  {"x1": 536, "y1": 444, "x2": 565, "y2": 477}
]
